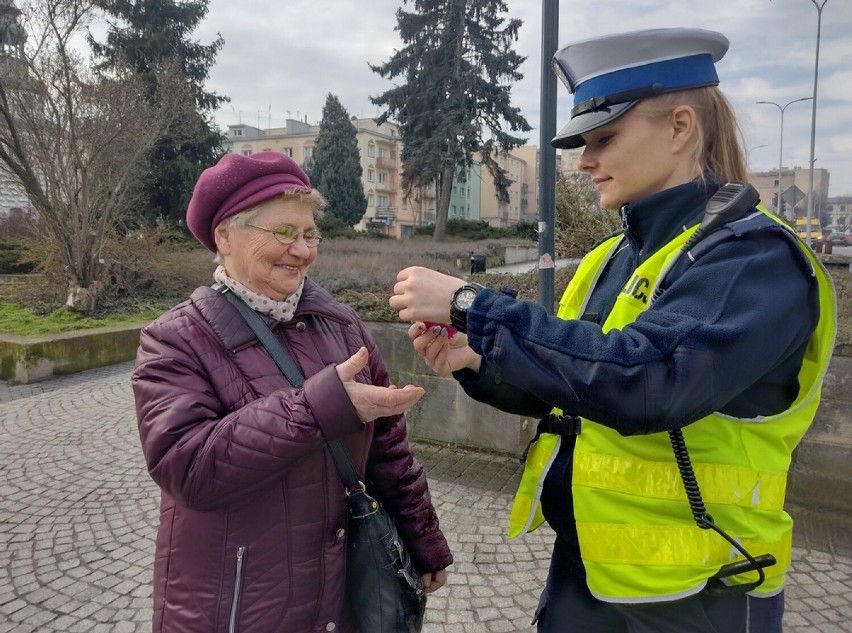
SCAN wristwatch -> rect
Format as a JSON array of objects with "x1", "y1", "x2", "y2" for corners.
[{"x1": 449, "y1": 282, "x2": 485, "y2": 334}]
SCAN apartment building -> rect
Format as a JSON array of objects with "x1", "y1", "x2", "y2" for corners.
[
  {"x1": 0, "y1": 173, "x2": 29, "y2": 216},
  {"x1": 510, "y1": 145, "x2": 566, "y2": 224},
  {"x1": 749, "y1": 167, "x2": 830, "y2": 222},
  {"x1": 223, "y1": 115, "x2": 591, "y2": 235},
  {"x1": 477, "y1": 151, "x2": 525, "y2": 228},
  {"x1": 353, "y1": 118, "x2": 415, "y2": 237},
  {"x1": 447, "y1": 163, "x2": 482, "y2": 223},
  {"x1": 825, "y1": 196, "x2": 852, "y2": 232},
  {"x1": 223, "y1": 118, "x2": 421, "y2": 238}
]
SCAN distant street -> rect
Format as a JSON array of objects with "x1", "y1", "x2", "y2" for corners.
[
  {"x1": 487, "y1": 258, "x2": 575, "y2": 275},
  {"x1": 488, "y1": 244, "x2": 851, "y2": 277}
]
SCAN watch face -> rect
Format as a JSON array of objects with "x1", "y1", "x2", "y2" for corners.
[{"x1": 454, "y1": 288, "x2": 477, "y2": 311}]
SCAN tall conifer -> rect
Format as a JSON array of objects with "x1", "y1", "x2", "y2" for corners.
[
  {"x1": 371, "y1": 0, "x2": 531, "y2": 240},
  {"x1": 88, "y1": 0, "x2": 227, "y2": 225},
  {"x1": 310, "y1": 94, "x2": 367, "y2": 229}
]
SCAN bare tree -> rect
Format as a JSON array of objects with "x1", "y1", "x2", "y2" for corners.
[{"x1": 0, "y1": 0, "x2": 196, "y2": 311}]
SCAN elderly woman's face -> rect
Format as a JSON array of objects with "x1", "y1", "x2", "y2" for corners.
[{"x1": 214, "y1": 196, "x2": 318, "y2": 300}]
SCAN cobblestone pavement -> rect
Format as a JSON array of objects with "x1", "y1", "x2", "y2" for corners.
[{"x1": 1, "y1": 362, "x2": 850, "y2": 633}]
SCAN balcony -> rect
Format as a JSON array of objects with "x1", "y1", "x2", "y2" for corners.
[
  {"x1": 376, "y1": 156, "x2": 398, "y2": 170},
  {"x1": 368, "y1": 207, "x2": 397, "y2": 230},
  {"x1": 374, "y1": 206, "x2": 397, "y2": 221}
]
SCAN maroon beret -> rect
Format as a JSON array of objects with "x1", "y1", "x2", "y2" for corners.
[{"x1": 186, "y1": 152, "x2": 312, "y2": 251}]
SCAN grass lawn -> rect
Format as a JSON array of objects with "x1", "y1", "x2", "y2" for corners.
[{"x1": 0, "y1": 302, "x2": 162, "y2": 337}]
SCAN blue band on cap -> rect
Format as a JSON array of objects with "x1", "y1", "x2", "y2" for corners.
[{"x1": 573, "y1": 54, "x2": 719, "y2": 108}]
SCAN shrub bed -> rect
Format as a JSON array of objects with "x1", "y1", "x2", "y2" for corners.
[{"x1": 0, "y1": 238, "x2": 849, "y2": 353}]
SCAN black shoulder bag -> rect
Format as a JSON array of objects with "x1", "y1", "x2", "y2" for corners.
[{"x1": 219, "y1": 286, "x2": 427, "y2": 632}]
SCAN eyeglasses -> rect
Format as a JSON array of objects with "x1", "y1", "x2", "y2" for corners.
[{"x1": 246, "y1": 223, "x2": 322, "y2": 247}]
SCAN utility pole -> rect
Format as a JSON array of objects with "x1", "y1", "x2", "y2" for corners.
[
  {"x1": 804, "y1": 0, "x2": 828, "y2": 248},
  {"x1": 537, "y1": 0, "x2": 558, "y2": 313}
]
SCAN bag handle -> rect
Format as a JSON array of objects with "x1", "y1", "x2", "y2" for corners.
[{"x1": 217, "y1": 285, "x2": 361, "y2": 490}]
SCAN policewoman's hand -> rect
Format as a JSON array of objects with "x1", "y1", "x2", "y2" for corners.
[
  {"x1": 408, "y1": 322, "x2": 482, "y2": 376},
  {"x1": 390, "y1": 266, "x2": 466, "y2": 324}
]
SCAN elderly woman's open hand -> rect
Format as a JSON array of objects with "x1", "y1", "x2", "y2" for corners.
[
  {"x1": 336, "y1": 347, "x2": 425, "y2": 423},
  {"x1": 390, "y1": 266, "x2": 466, "y2": 324}
]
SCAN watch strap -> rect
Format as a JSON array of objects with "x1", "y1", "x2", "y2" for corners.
[{"x1": 449, "y1": 303, "x2": 468, "y2": 333}]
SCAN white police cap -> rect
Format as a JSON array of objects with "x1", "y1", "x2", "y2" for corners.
[{"x1": 551, "y1": 28, "x2": 729, "y2": 149}]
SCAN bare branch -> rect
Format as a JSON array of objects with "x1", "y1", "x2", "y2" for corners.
[{"x1": 0, "y1": 0, "x2": 196, "y2": 310}]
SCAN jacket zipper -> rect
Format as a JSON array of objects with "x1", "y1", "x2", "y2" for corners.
[{"x1": 228, "y1": 546, "x2": 246, "y2": 633}]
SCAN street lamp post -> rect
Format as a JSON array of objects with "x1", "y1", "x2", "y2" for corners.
[
  {"x1": 756, "y1": 98, "x2": 813, "y2": 220},
  {"x1": 748, "y1": 144, "x2": 767, "y2": 167},
  {"x1": 805, "y1": 0, "x2": 828, "y2": 247}
]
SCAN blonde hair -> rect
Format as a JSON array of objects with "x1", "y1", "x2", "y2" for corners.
[
  {"x1": 634, "y1": 86, "x2": 748, "y2": 185},
  {"x1": 213, "y1": 189, "x2": 327, "y2": 264}
]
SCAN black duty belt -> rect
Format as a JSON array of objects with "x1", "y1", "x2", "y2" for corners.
[
  {"x1": 520, "y1": 414, "x2": 582, "y2": 464},
  {"x1": 537, "y1": 413, "x2": 582, "y2": 436}
]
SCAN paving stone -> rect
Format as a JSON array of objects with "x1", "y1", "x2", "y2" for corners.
[{"x1": 0, "y1": 361, "x2": 850, "y2": 632}]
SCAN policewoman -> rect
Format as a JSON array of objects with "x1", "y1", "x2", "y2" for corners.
[{"x1": 389, "y1": 28, "x2": 836, "y2": 633}]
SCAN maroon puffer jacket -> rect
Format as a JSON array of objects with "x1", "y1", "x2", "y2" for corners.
[{"x1": 132, "y1": 280, "x2": 452, "y2": 633}]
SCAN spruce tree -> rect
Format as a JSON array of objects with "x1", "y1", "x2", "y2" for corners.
[
  {"x1": 370, "y1": 0, "x2": 531, "y2": 240},
  {"x1": 310, "y1": 94, "x2": 367, "y2": 229},
  {"x1": 88, "y1": 0, "x2": 227, "y2": 225}
]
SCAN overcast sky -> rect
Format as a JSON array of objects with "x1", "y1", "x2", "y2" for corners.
[{"x1": 191, "y1": 0, "x2": 852, "y2": 197}]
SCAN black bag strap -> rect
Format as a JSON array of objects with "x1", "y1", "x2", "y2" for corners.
[{"x1": 217, "y1": 285, "x2": 361, "y2": 490}]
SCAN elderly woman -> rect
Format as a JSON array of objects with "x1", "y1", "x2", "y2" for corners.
[{"x1": 132, "y1": 152, "x2": 452, "y2": 633}]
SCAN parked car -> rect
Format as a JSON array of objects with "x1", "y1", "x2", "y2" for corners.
[{"x1": 827, "y1": 232, "x2": 851, "y2": 246}]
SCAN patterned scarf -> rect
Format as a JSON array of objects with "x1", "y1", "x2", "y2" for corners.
[{"x1": 214, "y1": 265, "x2": 303, "y2": 322}]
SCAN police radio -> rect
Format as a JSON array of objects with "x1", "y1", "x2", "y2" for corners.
[
  {"x1": 651, "y1": 181, "x2": 761, "y2": 305},
  {"x1": 686, "y1": 180, "x2": 760, "y2": 248},
  {"x1": 666, "y1": 181, "x2": 777, "y2": 595}
]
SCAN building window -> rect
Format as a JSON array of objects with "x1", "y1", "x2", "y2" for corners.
[
  {"x1": 233, "y1": 129, "x2": 243, "y2": 137},
  {"x1": 378, "y1": 171, "x2": 387, "y2": 185},
  {"x1": 367, "y1": 143, "x2": 376, "y2": 158},
  {"x1": 367, "y1": 194, "x2": 375, "y2": 207},
  {"x1": 242, "y1": 150, "x2": 252, "y2": 156},
  {"x1": 282, "y1": 148, "x2": 293, "y2": 157},
  {"x1": 368, "y1": 169, "x2": 375, "y2": 182},
  {"x1": 378, "y1": 195, "x2": 388, "y2": 207},
  {"x1": 304, "y1": 147, "x2": 313, "y2": 158}
]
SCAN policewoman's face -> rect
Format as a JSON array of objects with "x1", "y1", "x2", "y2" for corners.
[
  {"x1": 578, "y1": 105, "x2": 696, "y2": 210},
  {"x1": 214, "y1": 197, "x2": 319, "y2": 301}
]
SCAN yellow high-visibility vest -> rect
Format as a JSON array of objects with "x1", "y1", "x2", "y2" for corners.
[{"x1": 508, "y1": 209, "x2": 836, "y2": 603}]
